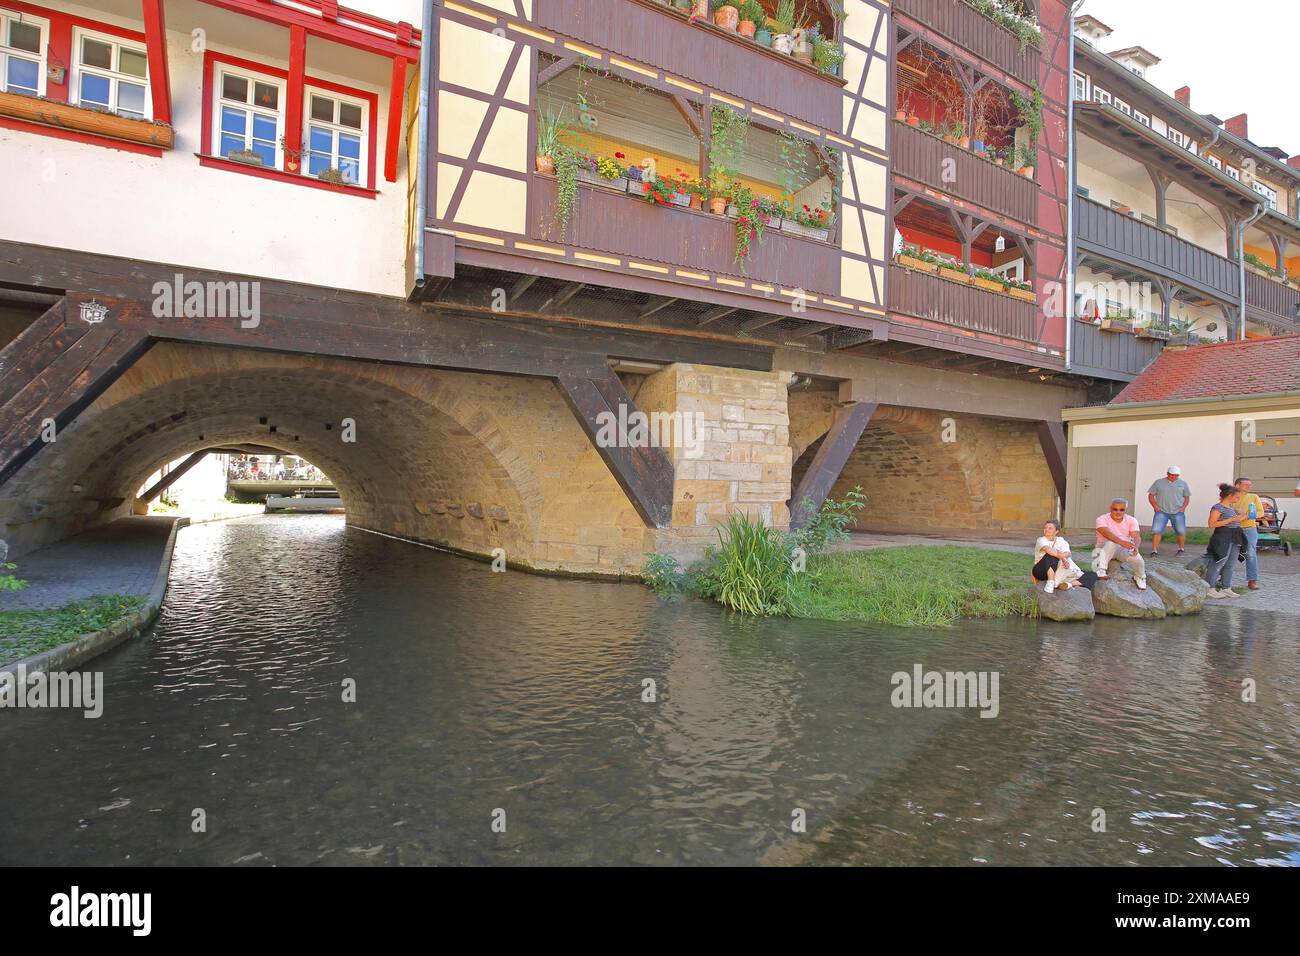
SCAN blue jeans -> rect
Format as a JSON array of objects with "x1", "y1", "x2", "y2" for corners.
[
  {"x1": 1151, "y1": 511, "x2": 1187, "y2": 537},
  {"x1": 1242, "y1": 526, "x2": 1259, "y2": 582},
  {"x1": 1206, "y1": 543, "x2": 1241, "y2": 589}
]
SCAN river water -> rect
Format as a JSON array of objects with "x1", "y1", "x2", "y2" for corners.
[{"x1": 1, "y1": 515, "x2": 1297, "y2": 866}]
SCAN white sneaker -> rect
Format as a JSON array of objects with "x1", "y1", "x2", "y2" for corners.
[
  {"x1": 1044, "y1": 581, "x2": 1056, "y2": 594},
  {"x1": 1136, "y1": 578, "x2": 1147, "y2": 591},
  {"x1": 1223, "y1": 588, "x2": 1241, "y2": 598}
]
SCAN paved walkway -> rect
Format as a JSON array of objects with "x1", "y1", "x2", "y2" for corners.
[{"x1": 1, "y1": 516, "x2": 183, "y2": 611}]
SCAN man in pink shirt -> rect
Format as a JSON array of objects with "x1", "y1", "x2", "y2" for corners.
[{"x1": 1094, "y1": 498, "x2": 1148, "y2": 589}]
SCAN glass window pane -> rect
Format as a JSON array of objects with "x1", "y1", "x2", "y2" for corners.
[
  {"x1": 310, "y1": 95, "x2": 334, "y2": 122},
  {"x1": 9, "y1": 21, "x2": 41, "y2": 54},
  {"x1": 117, "y1": 81, "x2": 145, "y2": 116},
  {"x1": 309, "y1": 126, "x2": 332, "y2": 153},
  {"x1": 79, "y1": 73, "x2": 110, "y2": 107},
  {"x1": 221, "y1": 105, "x2": 247, "y2": 136},
  {"x1": 119, "y1": 48, "x2": 147, "y2": 79},
  {"x1": 307, "y1": 153, "x2": 330, "y2": 176},
  {"x1": 338, "y1": 102, "x2": 362, "y2": 130},
  {"x1": 252, "y1": 113, "x2": 277, "y2": 142},
  {"x1": 222, "y1": 73, "x2": 247, "y2": 102},
  {"x1": 251, "y1": 141, "x2": 275, "y2": 166},
  {"x1": 6, "y1": 57, "x2": 39, "y2": 94},
  {"x1": 219, "y1": 133, "x2": 244, "y2": 157},
  {"x1": 253, "y1": 82, "x2": 278, "y2": 110},
  {"x1": 338, "y1": 133, "x2": 360, "y2": 161},
  {"x1": 81, "y1": 37, "x2": 113, "y2": 69},
  {"x1": 338, "y1": 158, "x2": 359, "y2": 184}
]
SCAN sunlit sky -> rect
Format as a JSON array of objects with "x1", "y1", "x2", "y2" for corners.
[{"x1": 1073, "y1": 0, "x2": 1295, "y2": 157}]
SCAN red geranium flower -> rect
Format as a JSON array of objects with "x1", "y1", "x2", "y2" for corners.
[{"x1": 615, "y1": 152, "x2": 625, "y2": 159}]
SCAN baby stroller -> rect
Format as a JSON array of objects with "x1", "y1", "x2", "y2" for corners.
[{"x1": 1256, "y1": 496, "x2": 1291, "y2": 556}]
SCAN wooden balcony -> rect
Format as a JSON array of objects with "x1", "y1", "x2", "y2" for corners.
[
  {"x1": 1069, "y1": 320, "x2": 1165, "y2": 381},
  {"x1": 535, "y1": 0, "x2": 842, "y2": 132},
  {"x1": 889, "y1": 264, "x2": 1037, "y2": 341},
  {"x1": 894, "y1": 0, "x2": 1040, "y2": 87},
  {"x1": 893, "y1": 121, "x2": 1036, "y2": 223},
  {"x1": 1245, "y1": 270, "x2": 1300, "y2": 332},
  {"x1": 529, "y1": 177, "x2": 841, "y2": 293},
  {"x1": 1075, "y1": 197, "x2": 1239, "y2": 301}
]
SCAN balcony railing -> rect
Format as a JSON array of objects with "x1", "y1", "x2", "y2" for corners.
[
  {"x1": 889, "y1": 264, "x2": 1037, "y2": 341},
  {"x1": 530, "y1": 177, "x2": 841, "y2": 292},
  {"x1": 894, "y1": 0, "x2": 1040, "y2": 87},
  {"x1": 535, "y1": 0, "x2": 842, "y2": 132},
  {"x1": 1075, "y1": 197, "x2": 1239, "y2": 300},
  {"x1": 1070, "y1": 320, "x2": 1165, "y2": 381},
  {"x1": 893, "y1": 121, "x2": 1036, "y2": 223},
  {"x1": 1245, "y1": 270, "x2": 1300, "y2": 329}
]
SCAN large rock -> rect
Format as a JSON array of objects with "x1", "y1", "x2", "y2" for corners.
[
  {"x1": 1092, "y1": 574, "x2": 1167, "y2": 619},
  {"x1": 1183, "y1": 554, "x2": 1212, "y2": 578},
  {"x1": 1145, "y1": 563, "x2": 1210, "y2": 615},
  {"x1": 1036, "y1": 584, "x2": 1095, "y2": 621}
]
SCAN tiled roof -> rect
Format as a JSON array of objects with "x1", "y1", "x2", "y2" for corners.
[{"x1": 1111, "y1": 336, "x2": 1300, "y2": 404}]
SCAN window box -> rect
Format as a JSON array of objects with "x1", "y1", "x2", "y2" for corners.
[
  {"x1": 576, "y1": 168, "x2": 627, "y2": 192},
  {"x1": 973, "y1": 276, "x2": 1006, "y2": 294},
  {"x1": 937, "y1": 263, "x2": 973, "y2": 285},
  {"x1": 1099, "y1": 318, "x2": 1133, "y2": 333},
  {"x1": 897, "y1": 253, "x2": 936, "y2": 273},
  {"x1": 1007, "y1": 285, "x2": 1036, "y2": 303},
  {"x1": 0, "y1": 89, "x2": 173, "y2": 148},
  {"x1": 1135, "y1": 326, "x2": 1171, "y2": 341},
  {"x1": 783, "y1": 221, "x2": 831, "y2": 242}
]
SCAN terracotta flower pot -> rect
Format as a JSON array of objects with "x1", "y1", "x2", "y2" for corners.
[
  {"x1": 708, "y1": 197, "x2": 727, "y2": 215},
  {"x1": 714, "y1": 5, "x2": 738, "y2": 30},
  {"x1": 738, "y1": 19, "x2": 757, "y2": 38},
  {"x1": 895, "y1": 109, "x2": 907, "y2": 121},
  {"x1": 906, "y1": 115, "x2": 920, "y2": 127},
  {"x1": 536, "y1": 154, "x2": 555, "y2": 175},
  {"x1": 690, "y1": 194, "x2": 703, "y2": 210},
  {"x1": 1019, "y1": 165, "x2": 1036, "y2": 179},
  {"x1": 959, "y1": 137, "x2": 970, "y2": 149}
]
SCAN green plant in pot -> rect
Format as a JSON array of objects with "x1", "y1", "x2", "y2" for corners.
[
  {"x1": 811, "y1": 32, "x2": 844, "y2": 76},
  {"x1": 536, "y1": 108, "x2": 566, "y2": 175},
  {"x1": 737, "y1": 1, "x2": 766, "y2": 40},
  {"x1": 771, "y1": 0, "x2": 796, "y2": 54}
]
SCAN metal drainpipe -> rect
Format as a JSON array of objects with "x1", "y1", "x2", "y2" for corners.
[
  {"x1": 1065, "y1": 1, "x2": 1086, "y2": 371},
  {"x1": 1238, "y1": 202, "x2": 1267, "y2": 339},
  {"x1": 410, "y1": 0, "x2": 434, "y2": 300}
]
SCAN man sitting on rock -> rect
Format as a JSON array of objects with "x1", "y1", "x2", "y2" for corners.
[{"x1": 1094, "y1": 498, "x2": 1148, "y2": 590}]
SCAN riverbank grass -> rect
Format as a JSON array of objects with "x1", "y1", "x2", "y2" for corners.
[
  {"x1": 0, "y1": 595, "x2": 146, "y2": 665},
  {"x1": 792, "y1": 546, "x2": 1035, "y2": 627}
]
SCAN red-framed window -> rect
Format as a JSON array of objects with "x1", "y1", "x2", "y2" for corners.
[
  {"x1": 0, "y1": 0, "x2": 162, "y2": 154},
  {"x1": 199, "y1": 49, "x2": 379, "y2": 196}
]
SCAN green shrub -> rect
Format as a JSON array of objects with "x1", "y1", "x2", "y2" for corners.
[
  {"x1": 793, "y1": 485, "x2": 866, "y2": 556},
  {"x1": 0, "y1": 562, "x2": 28, "y2": 592},
  {"x1": 641, "y1": 553, "x2": 686, "y2": 597},
  {"x1": 710, "y1": 511, "x2": 796, "y2": 616}
]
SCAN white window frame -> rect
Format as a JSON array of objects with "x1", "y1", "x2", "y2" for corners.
[
  {"x1": 302, "y1": 86, "x2": 370, "y2": 186},
  {"x1": 1227, "y1": 165, "x2": 1241, "y2": 181},
  {"x1": 0, "y1": 7, "x2": 48, "y2": 98},
  {"x1": 212, "y1": 65, "x2": 286, "y2": 170},
  {"x1": 70, "y1": 26, "x2": 151, "y2": 120},
  {"x1": 1168, "y1": 128, "x2": 1185, "y2": 148},
  {"x1": 1114, "y1": 98, "x2": 1131, "y2": 116},
  {"x1": 1207, "y1": 154, "x2": 1222, "y2": 170},
  {"x1": 1093, "y1": 87, "x2": 1111, "y2": 105},
  {"x1": 1133, "y1": 111, "x2": 1150, "y2": 127},
  {"x1": 1072, "y1": 71, "x2": 1087, "y2": 101},
  {"x1": 1253, "y1": 181, "x2": 1278, "y2": 210}
]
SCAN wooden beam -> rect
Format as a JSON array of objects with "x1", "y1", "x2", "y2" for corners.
[
  {"x1": 284, "y1": 25, "x2": 307, "y2": 172},
  {"x1": 638, "y1": 296, "x2": 679, "y2": 319},
  {"x1": 697, "y1": 306, "x2": 737, "y2": 326},
  {"x1": 141, "y1": 0, "x2": 171, "y2": 125},
  {"x1": 537, "y1": 55, "x2": 579, "y2": 87},
  {"x1": 383, "y1": 55, "x2": 407, "y2": 183},
  {"x1": 789, "y1": 402, "x2": 877, "y2": 530},
  {"x1": 540, "y1": 282, "x2": 586, "y2": 313},
  {"x1": 507, "y1": 273, "x2": 539, "y2": 306},
  {"x1": 670, "y1": 95, "x2": 702, "y2": 138},
  {"x1": 0, "y1": 300, "x2": 152, "y2": 486},
  {"x1": 1036, "y1": 420, "x2": 1067, "y2": 503},
  {"x1": 555, "y1": 369, "x2": 675, "y2": 528},
  {"x1": 138, "y1": 451, "x2": 209, "y2": 502}
]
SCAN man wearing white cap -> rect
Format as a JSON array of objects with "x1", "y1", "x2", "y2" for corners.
[{"x1": 1147, "y1": 466, "x2": 1191, "y2": 557}]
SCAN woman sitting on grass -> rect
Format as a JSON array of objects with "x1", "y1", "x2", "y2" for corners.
[{"x1": 1032, "y1": 520, "x2": 1083, "y2": 594}]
